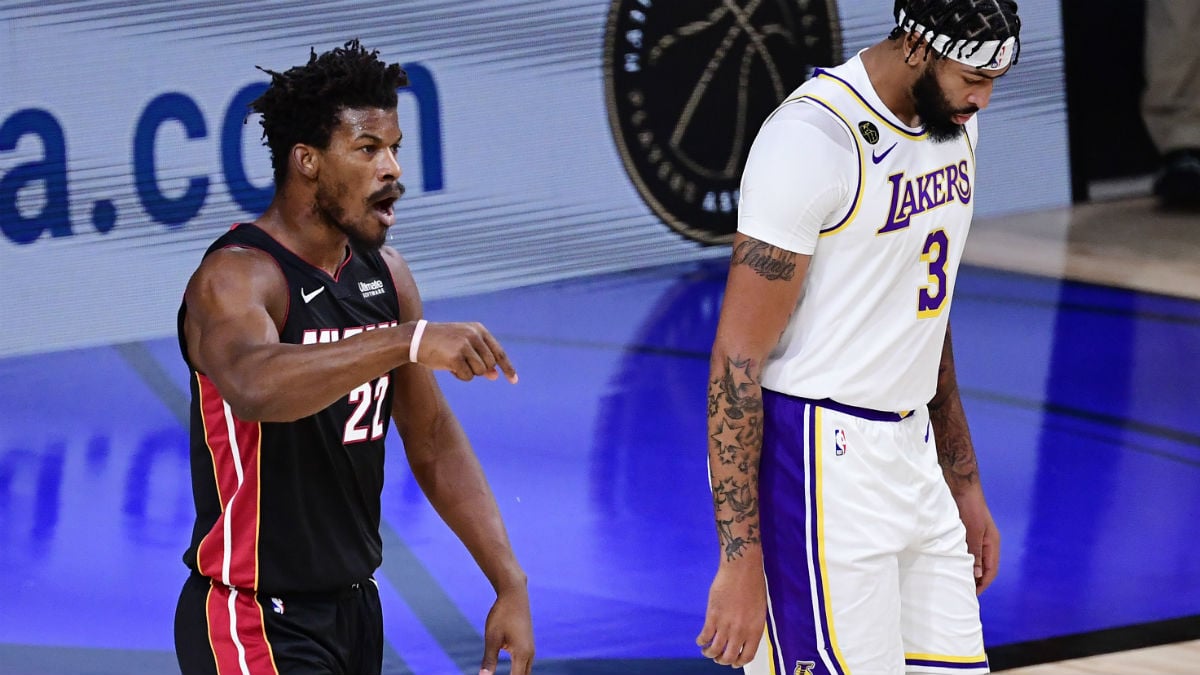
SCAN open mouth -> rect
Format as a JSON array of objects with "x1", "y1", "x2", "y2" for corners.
[{"x1": 372, "y1": 197, "x2": 397, "y2": 224}]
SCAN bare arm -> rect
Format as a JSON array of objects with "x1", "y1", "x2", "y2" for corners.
[
  {"x1": 183, "y1": 245, "x2": 517, "y2": 423},
  {"x1": 698, "y1": 234, "x2": 811, "y2": 667},
  {"x1": 183, "y1": 246, "x2": 415, "y2": 421},
  {"x1": 928, "y1": 325, "x2": 979, "y2": 494},
  {"x1": 383, "y1": 248, "x2": 534, "y2": 675},
  {"x1": 708, "y1": 235, "x2": 810, "y2": 563},
  {"x1": 928, "y1": 325, "x2": 1000, "y2": 593}
]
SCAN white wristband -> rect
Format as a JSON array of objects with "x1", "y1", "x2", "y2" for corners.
[{"x1": 409, "y1": 319, "x2": 428, "y2": 364}]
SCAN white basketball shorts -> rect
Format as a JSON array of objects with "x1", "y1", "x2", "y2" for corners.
[{"x1": 745, "y1": 390, "x2": 988, "y2": 675}]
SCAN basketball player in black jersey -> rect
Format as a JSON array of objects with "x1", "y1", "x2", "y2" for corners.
[{"x1": 174, "y1": 40, "x2": 534, "y2": 675}]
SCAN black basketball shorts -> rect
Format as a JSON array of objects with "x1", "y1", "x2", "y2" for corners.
[{"x1": 175, "y1": 572, "x2": 383, "y2": 675}]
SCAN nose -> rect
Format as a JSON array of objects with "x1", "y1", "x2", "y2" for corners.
[
  {"x1": 379, "y1": 148, "x2": 402, "y2": 182},
  {"x1": 967, "y1": 80, "x2": 994, "y2": 111}
]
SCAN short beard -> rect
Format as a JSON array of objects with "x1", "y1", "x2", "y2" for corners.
[
  {"x1": 912, "y1": 62, "x2": 974, "y2": 143},
  {"x1": 314, "y1": 182, "x2": 387, "y2": 252}
]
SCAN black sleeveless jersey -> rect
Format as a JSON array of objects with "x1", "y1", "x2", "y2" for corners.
[{"x1": 177, "y1": 223, "x2": 401, "y2": 594}]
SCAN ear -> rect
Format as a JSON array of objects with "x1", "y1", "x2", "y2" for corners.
[
  {"x1": 902, "y1": 31, "x2": 927, "y2": 66},
  {"x1": 290, "y1": 144, "x2": 320, "y2": 180}
]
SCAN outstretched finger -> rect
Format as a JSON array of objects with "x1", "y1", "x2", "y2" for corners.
[{"x1": 481, "y1": 330, "x2": 518, "y2": 384}]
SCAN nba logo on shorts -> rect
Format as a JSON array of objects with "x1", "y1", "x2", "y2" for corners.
[
  {"x1": 794, "y1": 661, "x2": 817, "y2": 675},
  {"x1": 834, "y1": 428, "x2": 847, "y2": 456},
  {"x1": 271, "y1": 597, "x2": 285, "y2": 615}
]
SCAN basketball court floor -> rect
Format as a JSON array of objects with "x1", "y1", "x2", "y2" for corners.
[{"x1": 1, "y1": 195, "x2": 1197, "y2": 674}]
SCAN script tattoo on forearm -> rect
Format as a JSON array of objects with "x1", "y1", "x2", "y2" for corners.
[
  {"x1": 732, "y1": 239, "x2": 797, "y2": 281},
  {"x1": 929, "y1": 394, "x2": 979, "y2": 490},
  {"x1": 708, "y1": 355, "x2": 763, "y2": 561}
]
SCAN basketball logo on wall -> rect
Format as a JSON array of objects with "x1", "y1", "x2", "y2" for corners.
[{"x1": 604, "y1": 0, "x2": 841, "y2": 244}]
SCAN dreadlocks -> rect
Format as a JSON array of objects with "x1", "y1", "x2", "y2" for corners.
[
  {"x1": 250, "y1": 39, "x2": 409, "y2": 184},
  {"x1": 889, "y1": 0, "x2": 1021, "y2": 68}
]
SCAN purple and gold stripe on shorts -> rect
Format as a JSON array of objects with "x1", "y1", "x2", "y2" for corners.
[
  {"x1": 905, "y1": 653, "x2": 990, "y2": 673},
  {"x1": 759, "y1": 390, "x2": 849, "y2": 675}
]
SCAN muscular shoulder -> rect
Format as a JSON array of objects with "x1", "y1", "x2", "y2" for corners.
[
  {"x1": 185, "y1": 245, "x2": 288, "y2": 325},
  {"x1": 379, "y1": 245, "x2": 422, "y2": 321}
]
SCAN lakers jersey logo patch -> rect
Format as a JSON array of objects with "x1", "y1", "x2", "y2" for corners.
[
  {"x1": 858, "y1": 120, "x2": 879, "y2": 145},
  {"x1": 794, "y1": 661, "x2": 817, "y2": 675}
]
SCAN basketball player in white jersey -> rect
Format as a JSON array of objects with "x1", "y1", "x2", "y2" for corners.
[{"x1": 696, "y1": 1, "x2": 1022, "y2": 673}]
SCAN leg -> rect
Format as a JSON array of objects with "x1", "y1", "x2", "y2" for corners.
[
  {"x1": 176, "y1": 572, "x2": 344, "y2": 675},
  {"x1": 1142, "y1": 0, "x2": 1200, "y2": 153},
  {"x1": 345, "y1": 580, "x2": 384, "y2": 675},
  {"x1": 1143, "y1": 0, "x2": 1200, "y2": 208},
  {"x1": 748, "y1": 394, "x2": 907, "y2": 675},
  {"x1": 898, "y1": 528, "x2": 987, "y2": 674},
  {"x1": 899, "y1": 423, "x2": 987, "y2": 675},
  {"x1": 176, "y1": 573, "x2": 219, "y2": 675}
]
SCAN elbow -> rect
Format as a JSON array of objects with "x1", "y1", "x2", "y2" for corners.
[
  {"x1": 218, "y1": 382, "x2": 285, "y2": 423},
  {"x1": 223, "y1": 393, "x2": 269, "y2": 423}
]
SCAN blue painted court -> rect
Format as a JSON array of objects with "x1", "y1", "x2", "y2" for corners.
[{"x1": 1, "y1": 259, "x2": 1198, "y2": 673}]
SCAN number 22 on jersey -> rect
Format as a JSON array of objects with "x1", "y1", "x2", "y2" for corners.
[{"x1": 344, "y1": 375, "x2": 390, "y2": 443}]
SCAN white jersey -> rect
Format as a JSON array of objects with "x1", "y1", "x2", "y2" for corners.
[{"x1": 737, "y1": 53, "x2": 978, "y2": 412}]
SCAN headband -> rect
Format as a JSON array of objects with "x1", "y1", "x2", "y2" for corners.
[{"x1": 897, "y1": 8, "x2": 1017, "y2": 70}]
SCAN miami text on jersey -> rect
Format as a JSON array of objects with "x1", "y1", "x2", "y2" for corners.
[{"x1": 301, "y1": 321, "x2": 400, "y2": 345}]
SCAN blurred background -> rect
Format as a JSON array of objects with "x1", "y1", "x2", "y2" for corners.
[{"x1": 1, "y1": 1, "x2": 1197, "y2": 674}]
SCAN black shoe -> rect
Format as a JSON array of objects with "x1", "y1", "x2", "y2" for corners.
[{"x1": 1154, "y1": 149, "x2": 1200, "y2": 210}]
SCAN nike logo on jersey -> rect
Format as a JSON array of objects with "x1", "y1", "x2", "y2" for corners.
[
  {"x1": 871, "y1": 143, "x2": 897, "y2": 164},
  {"x1": 300, "y1": 287, "x2": 326, "y2": 304}
]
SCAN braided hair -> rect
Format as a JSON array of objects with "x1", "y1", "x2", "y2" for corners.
[
  {"x1": 250, "y1": 39, "x2": 409, "y2": 184},
  {"x1": 889, "y1": 0, "x2": 1021, "y2": 68}
]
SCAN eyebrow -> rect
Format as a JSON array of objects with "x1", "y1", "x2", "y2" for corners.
[
  {"x1": 969, "y1": 69, "x2": 1003, "y2": 80},
  {"x1": 355, "y1": 132, "x2": 403, "y2": 144}
]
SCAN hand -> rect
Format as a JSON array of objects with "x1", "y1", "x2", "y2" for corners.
[
  {"x1": 954, "y1": 487, "x2": 1000, "y2": 594},
  {"x1": 696, "y1": 560, "x2": 766, "y2": 668},
  {"x1": 480, "y1": 586, "x2": 534, "y2": 675},
  {"x1": 412, "y1": 321, "x2": 518, "y2": 384}
]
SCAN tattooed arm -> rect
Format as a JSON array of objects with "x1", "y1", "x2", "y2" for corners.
[
  {"x1": 928, "y1": 325, "x2": 1000, "y2": 594},
  {"x1": 697, "y1": 234, "x2": 811, "y2": 668}
]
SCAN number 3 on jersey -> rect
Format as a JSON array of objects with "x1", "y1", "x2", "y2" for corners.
[
  {"x1": 344, "y1": 375, "x2": 390, "y2": 443},
  {"x1": 918, "y1": 229, "x2": 949, "y2": 318}
]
